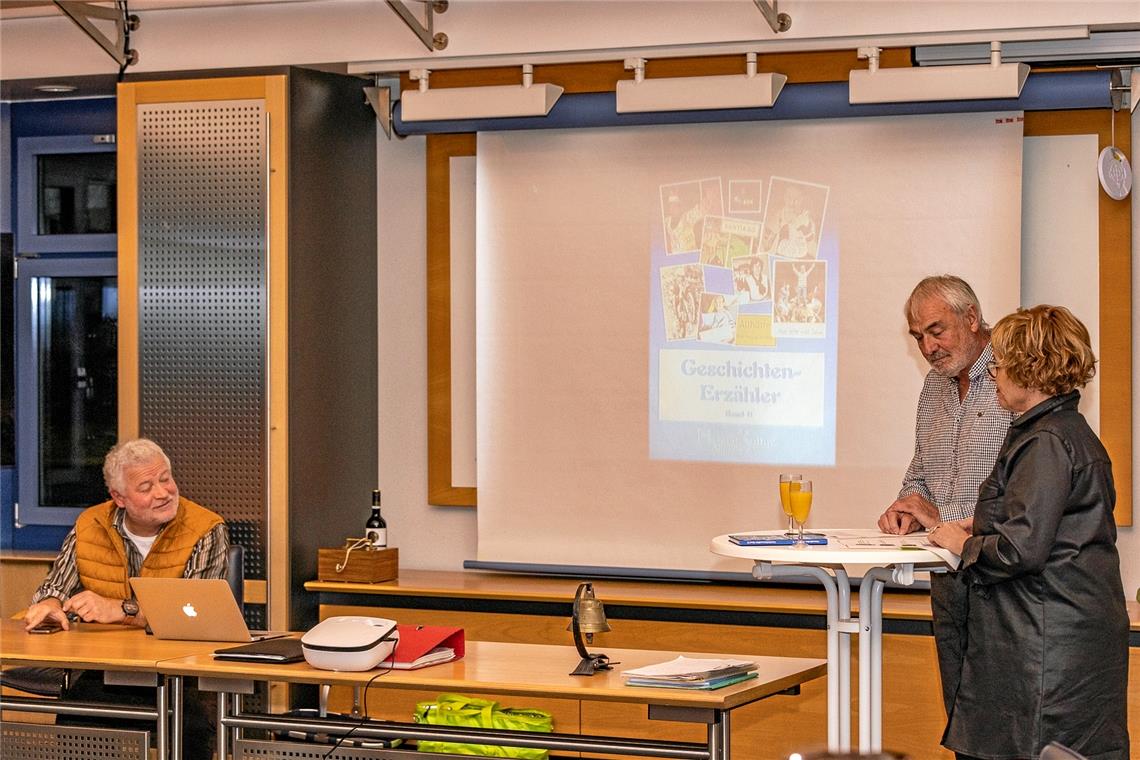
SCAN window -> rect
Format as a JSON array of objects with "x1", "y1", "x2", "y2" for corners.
[
  {"x1": 17, "y1": 134, "x2": 117, "y2": 254},
  {"x1": 13, "y1": 134, "x2": 118, "y2": 527},
  {"x1": 16, "y1": 257, "x2": 118, "y2": 525}
]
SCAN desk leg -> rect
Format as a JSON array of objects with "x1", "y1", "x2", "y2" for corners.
[
  {"x1": 156, "y1": 676, "x2": 169, "y2": 760},
  {"x1": 834, "y1": 567, "x2": 853, "y2": 752},
  {"x1": 217, "y1": 692, "x2": 230, "y2": 760},
  {"x1": 170, "y1": 675, "x2": 183, "y2": 760},
  {"x1": 858, "y1": 567, "x2": 894, "y2": 753},
  {"x1": 706, "y1": 709, "x2": 730, "y2": 760},
  {"x1": 704, "y1": 710, "x2": 730, "y2": 760},
  {"x1": 754, "y1": 562, "x2": 842, "y2": 752},
  {"x1": 871, "y1": 576, "x2": 886, "y2": 750}
]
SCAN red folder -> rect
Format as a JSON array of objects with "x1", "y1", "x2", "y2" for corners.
[{"x1": 391, "y1": 625, "x2": 465, "y2": 670}]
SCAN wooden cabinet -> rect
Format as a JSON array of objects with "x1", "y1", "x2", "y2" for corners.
[{"x1": 117, "y1": 71, "x2": 377, "y2": 634}]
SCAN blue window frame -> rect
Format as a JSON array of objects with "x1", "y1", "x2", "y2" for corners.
[
  {"x1": 17, "y1": 134, "x2": 117, "y2": 255},
  {"x1": 16, "y1": 256, "x2": 118, "y2": 526}
]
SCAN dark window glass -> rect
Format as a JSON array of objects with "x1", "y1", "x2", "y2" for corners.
[
  {"x1": 1, "y1": 235, "x2": 12, "y2": 466},
  {"x1": 33, "y1": 275, "x2": 118, "y2": 507},
  {"x1": 37, "y1": 152, "x2": 117, "y2": 236}
]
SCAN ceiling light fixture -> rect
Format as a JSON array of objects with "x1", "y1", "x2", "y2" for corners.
[
  {"x1": 849, "y1": 42, "x2": 1029, "y2": 104},
  {"x1": 400, "y1": 64, "x2": 563, "y2": 121},
  {"x1": 616, "y1": 53, "x2": 787, "y2": 113},
  {"x1": 34, "y1": 84, "x2": 78, "y2": 94}
]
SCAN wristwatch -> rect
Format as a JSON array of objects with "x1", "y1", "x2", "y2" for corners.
[{"x1": 121, "y1": 598, "x2": 140, "y2": 618}]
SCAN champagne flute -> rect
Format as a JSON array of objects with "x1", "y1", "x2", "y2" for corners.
[
  {"x1": 790, "y1": 480, "x2": 813, "y2": 546},
  {"x1": 779, "y1": 474, "x2": 803, "y2": 536}
]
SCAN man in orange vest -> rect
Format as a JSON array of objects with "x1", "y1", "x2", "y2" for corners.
[
  {"x1": 25, "y1": 437, "x2": 228, "y2": 630},
  {"x1": 23, "y1": 438, "x2": 228, "y2": 760}
]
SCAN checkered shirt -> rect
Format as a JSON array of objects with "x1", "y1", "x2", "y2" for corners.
[{"x1": 898, "y1": 343, "x2": 1013, "y2": 522}]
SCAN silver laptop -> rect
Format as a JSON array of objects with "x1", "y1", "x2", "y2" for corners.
[{"x1": 130, "y1": 577, "x2": 281, "y2": 642}]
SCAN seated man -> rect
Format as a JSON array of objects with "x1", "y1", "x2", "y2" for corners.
[{"x1": 24, "y1": 438, "x2": 229, "y2": 760}]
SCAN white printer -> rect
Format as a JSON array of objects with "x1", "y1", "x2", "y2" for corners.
[{"x1": 301, "y1": 616, "x2": 399, "y2": 671}]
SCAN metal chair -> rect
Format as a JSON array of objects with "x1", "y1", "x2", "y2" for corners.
[
  {"x1": 0, "y1": 542, "x2": 245, "y2": 698},
  {"x1": 226, "y1": 543, "x2": 245, "y2": 610}
]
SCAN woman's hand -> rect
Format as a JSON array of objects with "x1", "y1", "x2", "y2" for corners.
[{"x1": 928, "y1": 522, "x2": 970, "y2": 556}]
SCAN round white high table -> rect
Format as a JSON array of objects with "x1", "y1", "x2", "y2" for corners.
[{"x1": 710, "y1": 530, "x2": 949, "y2": 754}]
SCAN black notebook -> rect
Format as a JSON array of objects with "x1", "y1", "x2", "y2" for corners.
[{"x1": 213, "y1": 636, "x2": 304, "y2": 663}]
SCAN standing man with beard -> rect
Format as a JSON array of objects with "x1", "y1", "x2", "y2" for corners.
[{"x1": 876, "y1": 276, "x2": 1013, "y2": 737}]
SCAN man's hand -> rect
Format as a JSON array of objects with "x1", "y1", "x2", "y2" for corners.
[
  {"x1": 24, "y1": 598, "x2": 70, "y2": 632},
  {"x1": 877, "y1": 494, "x2": 939, "y2": 534},
  {"x1": 63, "y1": 591, "x2": 126, "y2": 624},
  {"x1": 889, "y1": 494, "x2": 942, "y2": 530}
]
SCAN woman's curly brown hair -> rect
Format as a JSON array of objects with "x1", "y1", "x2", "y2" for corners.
[{"x1": 991, "y1": 305, "x2": 1096, "y2": 396}]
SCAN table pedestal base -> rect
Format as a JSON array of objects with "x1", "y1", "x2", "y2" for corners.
[{"x1": 754, "y1": 560, "x2": 940, "y2": 753}]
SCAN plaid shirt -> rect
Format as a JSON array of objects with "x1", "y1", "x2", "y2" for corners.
[
  {"x1": 32, "y1": 507, "x2": 229, "y2": 604},
  {"x1": 899, "y1": 344, "x2": 1013, "y2": 522}
]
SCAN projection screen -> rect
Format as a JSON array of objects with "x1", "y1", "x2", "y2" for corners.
[{"x1": 475, "y1": 112, "x2": 1023, "y2": 575}]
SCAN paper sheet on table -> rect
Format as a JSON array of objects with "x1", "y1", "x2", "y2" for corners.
[
  {"x1": 833, "y1": 533, "x2": 961, "y2": 570},
  {"x1": 622, "y1": 656, "x2": 755, "y2": 679}
]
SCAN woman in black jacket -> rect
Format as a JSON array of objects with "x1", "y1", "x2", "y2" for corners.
[{"x1": 927, "y1": 304, "x2": 1129, "y2": 760}]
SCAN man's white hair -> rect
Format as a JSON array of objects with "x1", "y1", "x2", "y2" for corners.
[
  {"x1": 905, "y1": 274, "x2": 989, "y2": 331},
  {"x1": 103, "y1": 438, "x2": 171, "y2": 493}
]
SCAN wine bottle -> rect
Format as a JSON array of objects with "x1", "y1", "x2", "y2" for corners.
[{"x1": 365, "y1": 489, "x2": 387, "y2": 548}]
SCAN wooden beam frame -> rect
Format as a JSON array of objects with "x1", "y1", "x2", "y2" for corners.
[{"x1": 427, "y1": 133, "x2": 477, "y2": 506}]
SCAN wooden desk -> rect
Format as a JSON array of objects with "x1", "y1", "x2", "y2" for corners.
[
  {"x1": 0, "y1": 618, "x2": 223, "y2": 671},
  {"x1": 0, "y1": 619, "x2": 228, "y2": 760},
  {"x1": 306, "y1": 569, "x2": 1140, "y2": 760},
  {"x1": 159, "y1": 641, "x2": 826, "y2": 760}
]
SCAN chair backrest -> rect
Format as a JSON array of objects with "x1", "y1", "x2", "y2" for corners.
[{"x1": 226, "y1": 543, "x2": 244, "y2": 610}]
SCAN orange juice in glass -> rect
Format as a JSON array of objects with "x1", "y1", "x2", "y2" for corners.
[
  {"x1": 779, "y1": 474, "x2": 802, "y2": 535},
  {"x1": 790, "y1": 480, "x2": 813, "y2": 545}
]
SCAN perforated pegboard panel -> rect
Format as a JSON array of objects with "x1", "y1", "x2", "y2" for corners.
[
  {"x1": 244, "y1": 603, "x2": 267, "y2": 631},
  {"x1": 235, "y1": 738, "x2": 398, "y2": 759},
  {"x1": 1, "y1": 721, "x2": 149, "y2": 759},
  {"x1": 136, "y1": 100, "x2": 268, "y2": 581}
]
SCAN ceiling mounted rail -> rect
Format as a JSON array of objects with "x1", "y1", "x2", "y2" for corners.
[
  {"x1": 52, "y1": 1, "x2": 139, "y2": 67},
  {"x1": 386, "y1": 0, "x2": 448, "y2": 51},
  {"x1": 752, "y1": 0, "x2": 791, "y2": 34}
]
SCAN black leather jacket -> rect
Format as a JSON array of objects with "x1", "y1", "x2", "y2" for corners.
[{"x1": 946, "y1": 391, "x2": 1130, "y2": 760}]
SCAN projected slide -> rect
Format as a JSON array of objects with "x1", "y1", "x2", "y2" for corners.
[{"x1": 649, "y1": 175, "x2": 838, "y2": 465}]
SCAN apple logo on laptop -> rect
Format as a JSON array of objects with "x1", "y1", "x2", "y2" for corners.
[{"x1": 182, "y1": 603, "x2": 198, "y2": 618}]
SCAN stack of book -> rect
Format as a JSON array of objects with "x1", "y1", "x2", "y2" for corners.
[{"x1": 622, "y1": 656, "x2": 758, "y2": 690}]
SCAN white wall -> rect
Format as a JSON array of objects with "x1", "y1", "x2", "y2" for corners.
[
  {"x1": 376, "y1": 132, "x2": 477, "y2": 569},
  {"x1": 1022, "y1": 132, "x2": 1136, "y2": 596}
]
